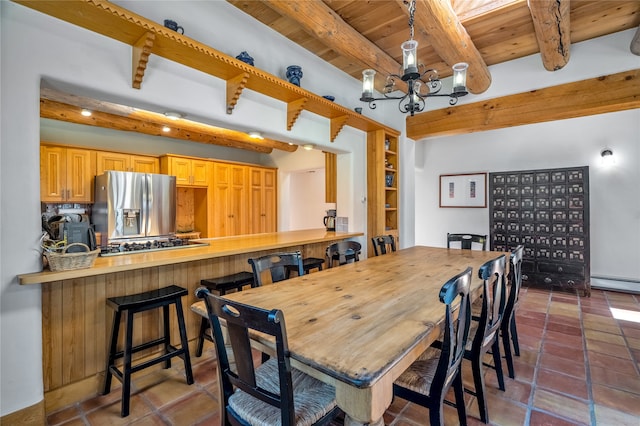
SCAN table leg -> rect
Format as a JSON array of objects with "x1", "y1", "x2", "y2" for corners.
[{"x1": 335, "y1": 378, "x2": 391, "y2": 426}]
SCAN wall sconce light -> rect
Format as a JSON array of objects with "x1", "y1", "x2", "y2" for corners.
[
  {"x1": 162, "y1": 126, "x2": 171, "y2": 133},
  {"x1": 80, "y1": 108, "x2": 92, "y2": 117},
  {"x1": 302, "y1": 144, "x2": 314, "y2": 151},
  {"x1": 248, "y1": 131, "x2": 264, "y2": 139},
  {"x1": 601, "y1": 148, "x2": 614, "y2": 166}
]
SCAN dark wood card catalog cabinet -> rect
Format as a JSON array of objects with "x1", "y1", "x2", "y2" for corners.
[{"x1": 489, "y1": 167, "x2": 590, "y2": 296}]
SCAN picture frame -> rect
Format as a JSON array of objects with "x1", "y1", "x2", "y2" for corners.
[{"x1": 439, "y1": 173, "x2": 487, "y2": 208}]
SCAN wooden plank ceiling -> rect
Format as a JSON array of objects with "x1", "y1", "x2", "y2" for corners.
[{"x1": 229, "y1": 0, "x2": 639, "y2": 93}]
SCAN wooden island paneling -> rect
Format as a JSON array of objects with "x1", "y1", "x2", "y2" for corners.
[{"x1": 19, "y1": 229, "x2": 362, "y2": 412}]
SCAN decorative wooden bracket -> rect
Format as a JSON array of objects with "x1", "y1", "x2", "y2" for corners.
[
  {"x1": 329, "y1": 115, "x2": 349, "y2": 142},
  {"x1": 287, "y1": 98, "x2": 308, "y2": 130},
  {"x1": 226, "y1": 72, "x2": 250, "y2": 114},
  {"x1": 132, "y1": 31, "x2": 155, "y2": 89}
]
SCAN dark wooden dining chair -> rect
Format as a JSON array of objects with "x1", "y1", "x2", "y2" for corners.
[
  {"x1": 447, "y1": 233, "x2": 487, "y2": 251},
  {"x1": 325, "y1": 241, "x2": 361, "y2": 268},
  {"x1": 464, "y1": 254, "x2": 507, "y2": 424},
  {"x1": 502, "y1": 245, "x2": 524, "y2": 379},
  {"x1": 371, "y1": 234, "x2": 396, "y2": 256},
  {"x1": 393, "y1": 267, "x2": 472, "y2": 426},
  {"x1": 195, "y1": 287, "x2": 340, "y2": 426},
  {"x1": 248, "y1": 251, "x2": 304, "y2": 286}
]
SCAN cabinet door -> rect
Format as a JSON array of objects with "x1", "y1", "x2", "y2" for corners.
[
  {"x1": 229, "y1": 165, "x2": 248, "y2": 235},
  {"x1": 249, "y1": 167, "x2": 277, "y2": 234},
  {"x1": 262, "y1": 168, "x2": 277, "y2": 233},
  {"x1": 40, "y1": 145, "x2": 65, "y2": 202},
  {"x1": 191, "y1": 160, "x2": 209, "y2": 186},
  {"x1": 170, "y1": 157, "x2": 192, "y2": 185},
  {"x1": 96, "y1": 151, "x2": 129, "y2": 174},
  {"x1": 212, "y1": 163, "x2": 232, "y2": 237},
  {"x1": 131, "y1": 155, "x2": 159, "y2": 173},
  {"x1": 66, "y1": 148, "x2": 94, "y2": 203}
]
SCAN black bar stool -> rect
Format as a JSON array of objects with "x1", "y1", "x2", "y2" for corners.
[
  {"x1": 195, "y1": 271, "x2": 255, "y2": 357},
  {"x1": 102, "y1": 284, "x2": 194, "y2": 417},
  {"x1": 286, "y1": 256, "x2": 324, "y2": 277}
]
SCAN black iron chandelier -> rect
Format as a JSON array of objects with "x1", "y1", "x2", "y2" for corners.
[{"x1": 359, "y1": 0, "x2": 469, "y2": 116}]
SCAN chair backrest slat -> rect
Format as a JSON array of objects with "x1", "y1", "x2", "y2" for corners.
[
  {"x1": 431, "y1": 267, "x2": 472, "y2": 394},
  {"x1": 326, "y1": 241, "x2": 362, "y2": 268},
  {"x1": 474, "y1": 255, "x2": 507, "y2": 350},
  {"x1": 248, "y1": 251, "x2": 304, "y2": 287},
  {"x1": 447, "y1": 233, "x2": 487, "y2": 251},
  {"x1": 371, "y1": 235, "x2": 396, "y2": 256}
]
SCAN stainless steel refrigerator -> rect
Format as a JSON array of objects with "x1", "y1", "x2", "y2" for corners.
[{"x1": 92, "y1": 171, "x2": 176, "y2": 244}]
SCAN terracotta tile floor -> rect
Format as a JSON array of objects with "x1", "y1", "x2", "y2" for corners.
[{"x1": 46, "y1": 287, "x2": 640, "y2": 426}]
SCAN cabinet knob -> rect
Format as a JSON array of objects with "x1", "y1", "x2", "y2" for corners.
[
  {"x1": 544, "y1": 277, "x2": 552, "y2": 284},
  {"x1": 567, "y1": 280, "x2": 575, "y2": 286},
  {"x1": 558, "y1": 266, "x2": 563, "y2": 273},
  {"x1": 522, "y1": 274, "x2": 528, "y2": 281}
]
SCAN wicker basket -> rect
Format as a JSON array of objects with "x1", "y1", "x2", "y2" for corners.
[{"x1": 45, "y1": 243, "x2": 100, "y2": 272}]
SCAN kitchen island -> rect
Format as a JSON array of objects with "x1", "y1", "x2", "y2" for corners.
[{"x1": 21, "y1": 229, "x2": 362, "y2": 413}]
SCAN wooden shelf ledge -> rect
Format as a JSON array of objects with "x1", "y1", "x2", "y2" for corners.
[{"x1": 15, "y1": 0, "x2": 398, "y2": 141}]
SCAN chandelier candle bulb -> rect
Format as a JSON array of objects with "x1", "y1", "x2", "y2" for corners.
[
  {"x1": 402, "y1": 40, "x2": 419, "y2": 78},
  {"x1": 361, "y1": 69, "x2": 376, "y2": 100},
  {"x1": 452, "y1": 62, "x2": 469, "y2": 94}
]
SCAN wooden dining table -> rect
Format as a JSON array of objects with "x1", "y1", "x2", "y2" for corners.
[{"x1": 191, "y1": 245, "x2": 507, "y2": 426}]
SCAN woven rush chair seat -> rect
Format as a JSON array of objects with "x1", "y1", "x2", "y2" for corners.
[
  {"x1": 393, "y1": 346, "x2": 440, "y2": 395},
  {"x1": 228, "y1": 358, "x2": 337, "y2": 426}
]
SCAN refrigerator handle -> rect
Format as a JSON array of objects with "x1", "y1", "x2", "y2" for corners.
[{"x1": 142, "y1": 173, "x2": 150, "y2": 236}]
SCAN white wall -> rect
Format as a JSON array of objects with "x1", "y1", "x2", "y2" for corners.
[
  {"x1": 288, "y1": 168, "x2": 327, "y2": 230},
  {"x1": 415, "y1": 29, "x2": 640, "y2": 284},
  {"x1": 0, "y1": 1, "x2": 400, "y2": 416}
]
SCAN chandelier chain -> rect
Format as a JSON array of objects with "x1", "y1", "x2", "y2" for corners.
[{"x1": 405, "y1": 0, "x2": 416, "y2": 40}]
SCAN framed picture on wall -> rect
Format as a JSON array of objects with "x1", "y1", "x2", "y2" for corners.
[{"x1": 439, "y1": 173, "x2": 487, "y2": 208}]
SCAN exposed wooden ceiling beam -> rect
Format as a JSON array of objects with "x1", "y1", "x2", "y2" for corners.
[
  {"x1": 39, "y1": 88, "x2": 298, "y2": 153},
  {"x1": 406, "y1": 69, "x2": 640, "y2": 139},
  {"x1": 406, "y1": 0, "x2": 491, "y2": 94},
  {"x1": 260, "y1": 0, "x2": 407, "y2": 93},
  {"x1": 528, "y1": 0, "x2": 571, "y2": 71}
]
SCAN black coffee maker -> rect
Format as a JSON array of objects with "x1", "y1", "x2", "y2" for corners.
[{"x1": 324, "y1": 209, "x2": 336, "y2": 231}]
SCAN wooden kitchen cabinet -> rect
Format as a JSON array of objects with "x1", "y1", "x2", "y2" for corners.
[
  {"x1": 212, "y1": 162, "x2": 248, "y2": 237},
  {"x1": 367, "y1": 129, "x2": 400, "y2": 253},
  {"x1": 40, "y1": 145, "x2": 95, "y2": 203},
  {"x1": 96, "y1": 151, "x2": 159, "y2": 174},
  {"x1": 249, "y1": 167, "x2": 277, "y2": 234},
  {"x1": 160, "y1": 155, "x2": 210, "y2": 186}
]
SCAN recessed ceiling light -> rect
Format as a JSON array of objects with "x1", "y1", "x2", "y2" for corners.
[
  {"x1": 302, "y1": 144, "x2": 314, "y2": 151},
  {"x1": 162, "y1": 126, "x2": 171, "y2": 132},
  {"x1": 164, "y1": 111, "x2": 183, "y2": 120},
  {"x1": 80, "y1": 109, "x2": 92, "y2": 117},
  {"x1": 248, "y1": 131, "x2": 264, "y2": 139}
]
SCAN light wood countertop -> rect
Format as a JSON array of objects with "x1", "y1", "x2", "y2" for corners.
[{"x1": 19, "y1": 229, "x2": 363, "y2": 285}]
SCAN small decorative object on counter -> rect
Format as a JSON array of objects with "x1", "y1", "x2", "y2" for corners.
[
  {"x1": 163, "y1": 19, "x2": 184, "y2": 34},
  {"x1": 354, "y1": 107, "x2": 363, "y2": 114},
  {"x1": 236, "y1": 51, "x2": 254, "y2": 66},
  {"x1": 286, "y1": 65, "x2": 303, "y2": 86},
  {"x1": 43, "y1": 242, "x2": 99, "y2": 271},
  {"x1": 322, "y1": 95, "x2": 335, "y2": 102}
]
